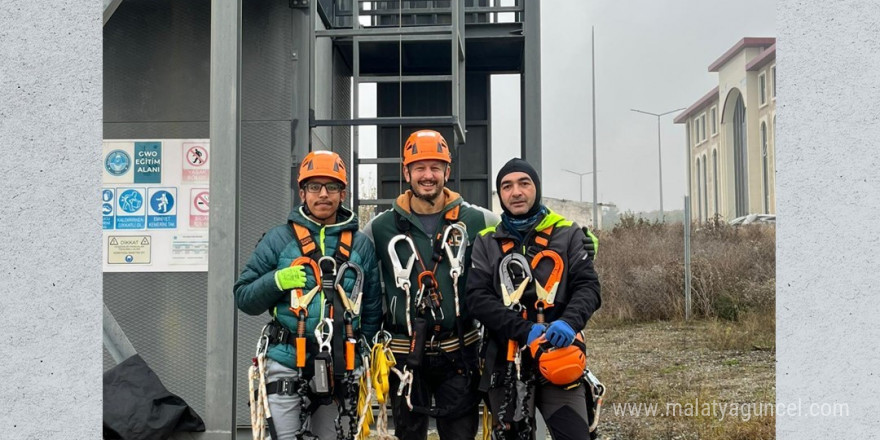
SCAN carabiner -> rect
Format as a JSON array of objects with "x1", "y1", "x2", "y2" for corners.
[
  {"x1": 530, "y1": 250, "x2": 564, "y2": 306},
  {"x1": 441, "y1": 223, "x2": 468, "y2": 279},
  {"x1": 315, "y1": 316, "x2": 334, "y2": 353},
  {"x1": 335, "y1": 261, "x2": 365, "y2": 315},
  {"x1": 388, "y1": 235, "x2": 417, "y2": 292},
  {"x1": 499, "y1": 253, "x2": 532, "y2": 307},
  {"x1": 288, "y1": 256, "x2": 321, "y2": 317},
  {"x1": 388, "y1": 234, "x2": 418, "y2": 335}
]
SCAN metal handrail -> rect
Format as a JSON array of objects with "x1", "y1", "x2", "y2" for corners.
[{"x1": 330, "y1": 0, "x2": 523, "y2": 28}]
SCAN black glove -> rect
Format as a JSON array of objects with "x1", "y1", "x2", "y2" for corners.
[{"x1": 581, "y1": 226, "x2": 598, "y2": 260}]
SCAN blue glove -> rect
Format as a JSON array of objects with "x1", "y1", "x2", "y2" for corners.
[
  {"x1": 527, "y1": 324, "x2": 547, "y2": 345},
  {"x1": 545, "y1": 320, "x2": 576, "y2": 348}
]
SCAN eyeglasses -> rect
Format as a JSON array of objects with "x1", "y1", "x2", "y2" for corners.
[{"x1": 302, "y1": 182, "x2": 345, "y2": 194}]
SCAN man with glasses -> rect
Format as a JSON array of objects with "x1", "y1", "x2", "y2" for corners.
[
  {"x1": 234, "y1": 150, "x2": 382, "y2": 439},
  {"x1": 364, "y1": 130, "x2": 499, "y2": 440}
]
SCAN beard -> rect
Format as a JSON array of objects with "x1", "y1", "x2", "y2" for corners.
[{"x1": 411, "y1": 179, "x2": 444, "y2": 206}]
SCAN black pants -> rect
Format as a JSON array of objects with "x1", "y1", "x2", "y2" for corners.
[
  {"x1": 388, "y1": 347, "x2": 480, "y2": 440},
  {"x1": 487, "y1": 375, "x2": 591, "y2": 440}
]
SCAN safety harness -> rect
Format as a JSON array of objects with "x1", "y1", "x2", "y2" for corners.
[
  {"x1": 487, "y1": 222, "x2": 606, "y2": 438},
  {"x1": 250, "y1": 222, "x2": 367, "y2": 440},
  {"x1": 384, "y1": 205, "x2": 480, "y2": 418}
]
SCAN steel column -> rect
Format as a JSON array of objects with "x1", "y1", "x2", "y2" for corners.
[
  {"x1": 206, "y1": 0, "x2": 241, "y2": 437},
  {"x1": 521, "y1": 0, "x2": 541, "y2": 175},
  {"x1": 292, "y1": 3, "x2": 313, "y2": 206}
]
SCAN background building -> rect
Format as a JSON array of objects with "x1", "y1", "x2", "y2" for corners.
[{"x1": 674, "y1": 37, "x2": 776, "y2": 222}]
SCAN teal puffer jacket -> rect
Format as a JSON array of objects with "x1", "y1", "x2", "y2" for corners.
[{"x1": 234, "y1": 206, "x2": 382, "y2": 370}]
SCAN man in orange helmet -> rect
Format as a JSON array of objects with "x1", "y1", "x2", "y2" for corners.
[
  {"x1": 364, "y1": 130, "x2": 499, "y2": 440},
  {"x1": 466, "y1": 158, "x2": 601, "y2": 439},
  {"x1": 234, "y1": 150, "x2": 382, "y2": 440}
]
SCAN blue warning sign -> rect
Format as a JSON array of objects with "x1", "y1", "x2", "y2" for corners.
[
  {"x1": 147, "y1": 188, "x2": 177, "y2": 229},
  {"x1": 134, "y1": 142, "x2": 162, "y2": 183},
  {"x1": 102, "y1": 188, "x2": 115, "y2": 230},
  {"x1": 116, "y1": 188, "x2": 146, "y2": 229}
]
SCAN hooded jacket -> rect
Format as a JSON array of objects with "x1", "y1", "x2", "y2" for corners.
[
  {"x1": 233, "y1": 205, "x2": 382, "y2": 370},
  {"x1": 465, "y1": 209, "x2": 601, "y2": 373},
  {"x1": 364, "y1": 188, "x2": 499, "y2": 340}
]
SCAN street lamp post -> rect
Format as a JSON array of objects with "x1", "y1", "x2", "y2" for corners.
[
  {"x1": 631, "y1": 107, "x2": 686, "y2": 220},
  {"x1": 561, "y1": 169, "x2": 594, "y2": 203}
]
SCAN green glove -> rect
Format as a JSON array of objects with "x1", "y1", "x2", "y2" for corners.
[
  {"x1": 275, "y1": 265, "x2": 307, "y2": 290},
  {"x1": 581, "y1": 226, "x2": 599, "y2": 260}
]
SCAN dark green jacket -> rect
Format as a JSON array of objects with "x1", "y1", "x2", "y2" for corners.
[
  {"x1": 364, "y1": 188, "x2": 499, "y2": 339},
  {"x1": 234, "y1": 206, "x2": 382, "y2": 370}
]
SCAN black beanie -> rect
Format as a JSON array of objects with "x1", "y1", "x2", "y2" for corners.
[{"x1": 496, "y1": 158, "x2": 542, "y2": 218}]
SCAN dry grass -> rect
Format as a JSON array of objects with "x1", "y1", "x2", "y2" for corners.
[
  {"x1": 587, "y1": 313, "x2": 776, "y2": 440},
  {"x1": 593, "y1": 215, "x2": 775, "y2": 324}
]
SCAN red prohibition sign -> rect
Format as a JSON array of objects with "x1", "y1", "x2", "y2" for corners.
[
  {"x1": 187, "y1": 146, "x2": 208, "y2": 167},
  {"x1": 193, "y1": 191, "x2": 209, "y2": 213}
]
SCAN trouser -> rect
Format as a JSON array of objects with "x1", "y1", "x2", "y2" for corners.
[
  {"x1": 487, "y1": 376, "x2": 590, "y2": 440},
  {"x1": 264, "y1": 359, "x2": 354, "y2": 440},
  {"x1": 387, "y1": 346, "x2": 481, "y2": 440}
]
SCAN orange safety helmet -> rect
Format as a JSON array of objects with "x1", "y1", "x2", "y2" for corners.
[
  {"x1": 529, "y1": 332, "x2": 587, "y2": 386},
  {"x1": 298, "y1": 150, "x2": 348, "y2": 186},
  {"x1": 402, "y1": 130, "x2": 452, "y2": 166}
]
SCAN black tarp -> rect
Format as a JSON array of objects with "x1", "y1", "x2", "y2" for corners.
[{"x1": 103, "y1": 354, "x2": 205, "y2": 439}]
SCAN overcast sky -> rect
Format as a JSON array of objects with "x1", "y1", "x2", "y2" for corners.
[
  {"x1": 360, "y1": 0, "x2": 776, "y2": 213},
  {"x1": 491, "y1": 0, "x2": 776, "y2": 212}
]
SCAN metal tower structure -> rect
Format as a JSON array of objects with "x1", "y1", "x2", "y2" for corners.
[{"x1": 103, "y1": 1, "x2": 541, "y2": 436}]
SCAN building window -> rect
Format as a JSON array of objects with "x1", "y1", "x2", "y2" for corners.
[
  {"x1": 761, "y1": 122, "x2": 769, "y2": 213},
  {"x1": 702, "y1": 154, "x2": 708, "y2": 222},
  {"x1": 700, "y1": 113, "x2": 707, "y2": 142},
  {"x1": 759, "y1": 72, "x2": 767, "y2": 106},
  {"x1": 694, "y1": 117, "x2": 701, "y2": 145},
  {"x1": 712, "y1": 149, "x2": 719, "y2": 217},
  {"x1": 771, "y1": 65, "x2": 776, "y2": 100},
  {"x1": 696, "y1": 158, "x2": 702, "y2": 222},
  {"x1": 733, "y1": 94, "x2": 749, "y2": 217},
  {"x1": 710, "y1": 106, "x2": 718, "y2": 136}
]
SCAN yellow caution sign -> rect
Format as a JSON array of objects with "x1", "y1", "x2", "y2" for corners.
[{"x1": 108, "y1": 235, "x2": 152, "y2": 264}]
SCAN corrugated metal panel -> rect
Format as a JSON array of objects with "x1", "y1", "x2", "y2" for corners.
[
  {"x1": 235, "y1": 120, "x2": 294, "y2": 425},
  {"x1": 104, "y1": 272, "x2": 209, "y2": 416},
  {"x1": 103, "y1": 0, "x2": 210, "y2": 123},
  {"x1": 242, "y1": 1, "x2": 293, "y2": 122},
  {"x1": 332, "y1": 46, "x2": 352, "y2": 171}
]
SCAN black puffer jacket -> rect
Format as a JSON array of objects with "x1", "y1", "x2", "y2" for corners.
[{"x1": 465, "y1": 209, "x2": 601, "y2": 373}]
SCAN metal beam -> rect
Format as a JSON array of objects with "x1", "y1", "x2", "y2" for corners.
[
  {"x1": 521, "y1": 0, "x2": 541, "y2": 175},
  {"x1": 316, "y1": 26, "x2": 453, "y2": 38},
  {"x1": 103, "y1": 0, "x2": 123, "y2": 26},
  {"x1": 206, "y1": 0, "x2": 241, "y2": 437},
  {"x1": 358, "y1": 75, "x2": 453, "y2": 83},
  {"x1": 358, "y1": 157, "x2": 402, "y2": 164},
  {"x1": 312, "y1": 116, "x2": 456, "y2": 127}
]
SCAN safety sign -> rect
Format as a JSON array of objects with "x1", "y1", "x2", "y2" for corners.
[
  {"x1": 116, "y1": 188, "x2": 146, "y2": 229},
  {"x1": 103, "y1": 138, "x2": 210, "y2": 272},
  {"x1": 190, "y1": 188, "x2": 209, "y2": 229},
  {"x1": 147, "y1": 187, "x2": 177, "y2": 229},
  {"x1": 182, "y1": 142, "x2": 210, "y2": 182},
  {"x1": 107, "y1": 235, "x2": 151, "y2": 264},
  {"x1": 102, "y1": 188, "x2": 115, "y2": 230},
  {"x1": 134, "y1": 142, "x2": 162, "y2": 183}
]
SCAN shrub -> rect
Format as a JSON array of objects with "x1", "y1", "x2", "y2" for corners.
[{"x1": 592, "y1": 218, "x2": 775, "y2": 324}]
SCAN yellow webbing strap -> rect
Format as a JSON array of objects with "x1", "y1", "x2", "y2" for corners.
[
  {"x1": 370, "y1": 341, "x2": 397, "y2": 440},
  {"x1": 481, "y1": 403, "x2": 493, "y2": 440}
]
